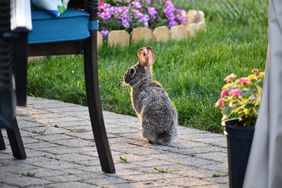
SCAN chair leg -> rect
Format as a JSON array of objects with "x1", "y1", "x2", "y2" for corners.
[
  {"x1": 83, "y1": 33, "x2": 115, "y2": 173},
  {"x1": 6, "y1": 118, "x2": 26, "y2": 159},
  {"x1": 0, "y1": 129, "x2": 6, "y2": 150},
  {"x1": 14, "y1": 33, "x2": 28, "y2": 106}
]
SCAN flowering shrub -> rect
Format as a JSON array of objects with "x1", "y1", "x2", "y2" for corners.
[
  {"x1": 215, "y1": 69, "x2": 264, "y2": 127},
  {"x1": 98, "y1": 0, "x2": 187, "y2": 37}
]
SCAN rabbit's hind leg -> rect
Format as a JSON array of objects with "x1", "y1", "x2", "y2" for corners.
[{"x1": 141, "y1": 120, "x2": 158, "y2": 144}]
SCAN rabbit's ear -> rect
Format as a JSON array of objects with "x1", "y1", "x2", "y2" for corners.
[
  {"x1": 137, "y1": 47, "x2": 147, "y2": 66},
  {"x1": 146, "y1": 47, "x2": 155, "y2": 65},
  {"x1": 137, "y1": 47, "x2": 155, "y2": 66}
]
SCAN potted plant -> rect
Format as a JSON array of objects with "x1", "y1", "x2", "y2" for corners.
[{"x1": 215, "y1": 69, "x2": 264, "y2": 188}]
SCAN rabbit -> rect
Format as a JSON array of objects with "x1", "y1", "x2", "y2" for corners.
[{"x1": 123, "y1": 47, "x2": 178, "y2": 145}]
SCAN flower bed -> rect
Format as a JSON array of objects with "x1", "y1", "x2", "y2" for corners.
[
  {"x1": 99, "y1": 0, "x2": 186, "y2": 36},
  {"x1": 97, "y1": 0, "x2": 206, "y2": 47}
]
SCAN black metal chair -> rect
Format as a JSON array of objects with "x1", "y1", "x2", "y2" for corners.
[
  {"x1": 0, "y1": 0, "x2": 115, "y2": 173},
  {"x1": 0, "y1": 0, "x2": 27, "y2": 159}
]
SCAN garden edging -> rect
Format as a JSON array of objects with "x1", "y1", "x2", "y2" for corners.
[{"x1": 97, "y1": 9, "x2": 206, "y2": 48}]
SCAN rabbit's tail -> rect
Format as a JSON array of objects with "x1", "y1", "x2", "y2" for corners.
[
  {"x1": 157, "y1": 132, "x2": 171, "y2": 145},
  {"x1": 157, "y1": 127, "x2": 177, "y2": 146}
]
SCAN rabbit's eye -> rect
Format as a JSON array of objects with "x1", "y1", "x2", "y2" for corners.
[{"x1": 130, "y1": 68, "x2": 136, "y2": 75}]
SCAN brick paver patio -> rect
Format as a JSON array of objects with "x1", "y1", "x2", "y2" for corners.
[{"x1": 0, "y1": 97, "x2": 228, "y2": 187}]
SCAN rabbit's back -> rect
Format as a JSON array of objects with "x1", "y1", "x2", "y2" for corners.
[
  {"x1": 132, "y1": 81, "x2": 167, "y2": 114},
  {"x1": 131, "y1": 81, "x2": 178, "y2": 144}
]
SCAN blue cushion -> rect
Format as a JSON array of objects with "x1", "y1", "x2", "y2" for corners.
[{"x1": 29, "y1": 10, "x2": 90, "y2": 44}]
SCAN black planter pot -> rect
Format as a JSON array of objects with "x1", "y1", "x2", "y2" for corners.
[{"x1": 224, "y1": 119, "x2": 254, "y2": 188}]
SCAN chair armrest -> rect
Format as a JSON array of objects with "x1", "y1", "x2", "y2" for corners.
[{"x1": 10, "y1": 0, "x2": 32, "y2": 32}]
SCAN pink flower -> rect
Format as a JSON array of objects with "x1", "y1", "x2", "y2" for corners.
[
  {"x1": 215, "y1": 98, "x2": 223, "y2": 108},
  {"x1": 224, "y1": 73, "x2": 237, "y2": 83},
  {"x1": 238, "y1": 77, "x2": 252, "y2": 85},
  {"x1": 229, "y1": 89, "x2": 241, "y2": 97},
  {"x1": 220, "y1": 88, "x2": 229, "y2": 98}
]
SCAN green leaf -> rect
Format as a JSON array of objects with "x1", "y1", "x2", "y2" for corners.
[
  {"x1": 245, "y1": 104, "x2": 254, "y2": 109},
  {"x1": 57, "y1": 6, "x2": 65, "y2": 14},
  {"x1": 222, "y1": 107, "x2": 231, "y2": 115},
  {"x1": 22, "y1": 172, "x2": 36, "y2": 177},
  {"x1": 119, "y1": 156, "x2": 128, "y2": 163},
  {"x1": 227, "y1": 86, "x2": 233, "y2": 91},
  {"x1": 240, "y1": 90, "x2": 252, "y2": 96},
  {"x1": 212, "y1": 172, "x2": 228, "y2": 177},
  {"x1": 153, "y1": 167, "x2": 168, "y2": 173}
]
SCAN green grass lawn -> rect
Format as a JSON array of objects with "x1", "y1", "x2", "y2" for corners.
[
  {"x1": 28, "y1": 21, "x2": 267, "y2": 133},
  {"x1": 174, "y1": 0, "x2": 268, "y2": 24}
]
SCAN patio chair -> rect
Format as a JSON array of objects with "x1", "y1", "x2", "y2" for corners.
[
  {"x1": 0, "y1": 0, "x2": 115, "y2": 173},
  {"x1": 0, "y1": 0, "x2": 27, "y2": 159}
]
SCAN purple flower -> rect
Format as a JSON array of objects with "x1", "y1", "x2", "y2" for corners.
[
  {"x1": 164, "y1": 7, "x2": 176, "y2": 16},
  {"x1": 177, "y1": 15, "x2": 187, "y2": 24},
  {"x1": 163, "y1": 0, "x2": 187, "y2": 27},
  {"x1": 101, "y1": 29, "x2": 109, "y2": 37},
  {"x1": 98, "y1": 0, "x2": 186, "y2": 31},
  {"x1": 163, "y1": 0, "x2": 177, "y2": 24},
  {"x1": 138, "y1": 13, "x2": 150, "y2": 27},
  {"x1": 175, "y1": 8, "x2": 184, "y2": 15},
  {"x1": 168, "y1": 20, "x2": 177, "y2": 27},
  {"x1": 121, "y1": 19, "x2": 130, "y2": 28},
  {"x1": 117, "y1": 6, "x2": 128, "y2": 13},
  {"x1": 99, "y1": 11, "x2": 112, "y2": 20},
  {"x1": 175, "y1": 9, "x2": 187, "y2": 24},
  {"x1": 166, "y1": 12, "x2": 175, "y2": 21},
  {"x1": 131, "y1": 1, "x2": 142, "y2": 9},
  {"x1": 135, "y1": 11, "x2": 143, "y2": 18},
  {"x1": 133, "y1": 10, "x2": 148, "y2": 27},
  {"x1": 115, "y1": 6, "x2": 131, "y2": 28},
  {"x1": 148, "y1": 7, "x2": 157, "y2": 20},
  {"x1": 98, "y1": 3, "x2": 113, "y2": 20},
  {"x1": 144, "y1": 21, "x2": 149, "y2": 27},
  {"x1": 165, "y1": 0, "x2": 174, "y2": 7}
]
